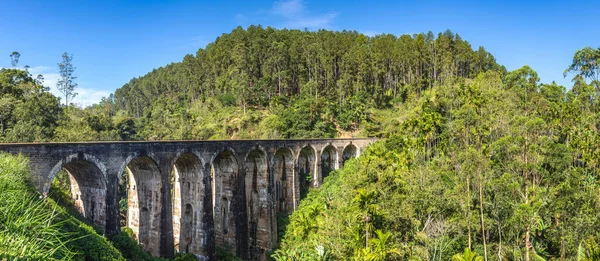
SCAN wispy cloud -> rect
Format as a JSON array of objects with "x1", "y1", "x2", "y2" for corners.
[
  {"x1": 17, "y1": 66, "x2": 109, "y2": 107},
  {"x1": 270, "y1": 0, "x2": 337, "y2": 29},
  {"x1": 71, "y1": 87, "x2": 111, "y2": 107},
  {"x1": 272, "y1": 0, "x2": 305, "y2": 16},
  {"x1": 361, "y1": 31, "x2": 379, "y2": 37}
]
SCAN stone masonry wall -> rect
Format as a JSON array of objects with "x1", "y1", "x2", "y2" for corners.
[{"x1": 0, "y1": 138, "x2": 375, "y2": 260}]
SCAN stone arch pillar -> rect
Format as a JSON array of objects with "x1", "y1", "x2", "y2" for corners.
[
  {"x1": 211, "y1": 149, "x2": 240, "y2": 255},
  {"x1": 272, "y1": 148, "x2": 294, "y2": 214},
  {"x1": 125, "y1": 156, "x2": 163, "y2": 256},
  {"x1": 172, "y1": 153, "x2": 206, "y2": 256},
  {"x1": 244, "y1": 148, "x2": 272, "y2": 260},
  {"x1": 48, "y1": 153, "x2": 108, "y2": 230}
]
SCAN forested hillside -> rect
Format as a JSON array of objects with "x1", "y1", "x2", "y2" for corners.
[
  {"x1": 274, "y1": 67, "x2": 600, "y2": 260},
  {"x1": 1, "y1": 26, "x2": 502, "y2": 142},
  {"x1": 93, "y1": 26, "x2": 502, "y2": 141}
]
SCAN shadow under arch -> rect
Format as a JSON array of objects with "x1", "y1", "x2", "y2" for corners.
[
  {"x1": 244, "y1": 147, "x2": 271, "y2": 258},
  {"x1": 342, "y1": 143, "x2": 358, "y2": 165},
  {"x1": 125, "y1": 156, "x2": 162, "y2": 256},
  {"x1": 297, "y1": 145, "x2": 316, "y2": 199},
  {"x1": 320, "y1": 144, "x2": 339, "y2": 181},
  {"x1": 49, "y1": 154, "x2": 107, "y2": 228},
  {"x1": 210, "y1": 148, "x2": 240, "y2": 254},
  {"x1": 172, "y1": 152, "x2": 206, "y2": 255},
  {"x1": 272, "y1": 147, "x2": 294, "y2": 213}
]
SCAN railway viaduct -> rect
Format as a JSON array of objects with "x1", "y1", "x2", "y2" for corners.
[{"x1": 0, "y1": 138, "x2": 374, "y2": 260}]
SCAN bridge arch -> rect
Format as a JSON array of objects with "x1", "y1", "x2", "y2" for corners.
[
  {"x1": 48, "y1": 153, "x2": 107, "y2": 228},
  {"x1": 342, "y1": 143, "x2": 359, "y2": 165},
  {"x1": 272, "y1": 147, "x2": 294, "y2": 213},
  {"x1": 244, "y1": 147, "x2": 271, "y2": 258},
  {"x1": 124, "y1": 155, "x2": 162, "y2": 256},
  {"x1": 210, "y1": 148, "x2": 239, "y2": 253},
  {"x1": 320, "y1": 144, "x2": 339, "y2": 181},
  {"x1": 172, "y1": 152, "x2": 206, "y2": 254},
  {"x1": 297, "y1": 145, "x2": 316, "y2": 199}
]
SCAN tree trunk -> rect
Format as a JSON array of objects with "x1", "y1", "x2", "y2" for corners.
[
  {"x1": 277, "y1": 65, "x2": 281, "y2": 96},
  {"x1": 479, "y1": 181, "x2": 488, "y2": 261},
  {"x1": 365, "y1": 216, "x2": 369, "y2": 248},
  {"x1": 497, "y1": 220, "x2": 502, "y2": 260},
  {"x1": 525, "y1": 224, "x2": 531, "y2": 261},
  {"x1": 467, "y1": 174, "x2": 472, "y2": 250},
  {"x1": 560, "y1": 238, "x2": 565, "y2": 261}
]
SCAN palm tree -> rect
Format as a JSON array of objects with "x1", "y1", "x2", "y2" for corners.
[
  {"x1": 452, "y1": 248, "x2": 484, "y2": 261},
  {"x1": 358, "y1": 230, "x2": 400, "y2": 261},
  {"x1": 352, "y1": 188, "x2": 378, "y2": 248},
  {"x1": 578, "y1": 236, "x2": 600, "y2": 261}
]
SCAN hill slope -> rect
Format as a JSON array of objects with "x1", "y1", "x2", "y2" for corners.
[
  {"x1": 0, "y1": 153, "x2": 125, "y2": 260},
  {"x1": 274, "y1": 70, "x2": 600, "y2": 260},
  {"x1": 89, "y1": 26, "x2": 503, "y2": 141}
]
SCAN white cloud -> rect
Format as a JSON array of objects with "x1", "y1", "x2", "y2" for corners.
[
  {"x1": 361, "y1": 31, "x2": 379, "y2": 37},
  {"x1": 270, "y1": 0, "x2": 337, "y2": 29},
  {"x1": 273, "y1": 0, "x2": 305, "y2": 16},
  {"x1": 71, "y1": 87, "x2": 112, "y2": 107},
  {"x1": 286, "y1": 12, "x2": 337, "y2": 28},
  {"x1": 15, "y1": 66, "x2": 108, "y2": 107}
]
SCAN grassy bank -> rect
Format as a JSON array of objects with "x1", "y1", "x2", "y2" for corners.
[{"x1": 0, "y1": 153, "x2": 125, "y2": 260}]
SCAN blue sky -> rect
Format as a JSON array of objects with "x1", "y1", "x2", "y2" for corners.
[{"x1": 1, "y1": 0, "x2": 598, "y2": 106}]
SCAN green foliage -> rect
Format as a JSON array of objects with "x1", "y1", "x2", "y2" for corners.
[
  {"x1": 173, "y1": 253, "x2": 200, "y2": 261},
  {"x1": 564, "y1": 46, "x2": 600, "y2": 85},
  {"x1": 0, "y1": 153, "x2": 74, "y2": 260},
  {"x1": 216, "y1": 247, "x2": 244, "y2": 261},
  {"x1": 110, "y1": 228, "x2": 165, "y2": 261},
  {"x1": 452, "y1": 248, "x2": 484, "y2": 261},
  {"x1": 274, "y1": 96, "x2": 337, "y2": 138},
  {"x1": 275, "y1": 142, "x2": 414, "y2": 260},
  {"x1": 96, "y1": 27, "x2": 500, "y2": 140},
  {"x1": 0, "y1": 68, "x2": 63, "y2": 142},
  {"x1": 116, "y1": 117, "x2": 137, "y2": 140},
  {"x1": 577, "y1": 236, "x2": 600, "y2": 261},
  {"x1": 2, "y1": 27, "x2": 502, "y2": 142},
  {"x1": 218, "y1": 93, "x2": 237, "y2": 106},
  {"x1": 275, "y1": 65, "x2": 600, "y2": 260},
  {"x1": 0, "y1": 153, "x2": 124, "y2": 260},
  {"x1": 57, "y1": 52, "x2": 78, "y2": 106}
]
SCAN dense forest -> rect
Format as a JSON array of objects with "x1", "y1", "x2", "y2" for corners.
[
  {"x1": 1, "y1": 25, "x2": 600, "y2": 260},
  {"x1": 1, "y1": 26, "x2": 503, "y2": 142},
  {"x1": 275, "y1": 68, "x2": 600, "y2": 260}
]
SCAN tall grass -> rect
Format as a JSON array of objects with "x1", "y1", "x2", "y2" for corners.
[
  {"x1": 0, "y1": 153, "x2": 184, "y2": 260},
  {"x1": 0, "y1": 153, "x2": 74, "y2": 260}
]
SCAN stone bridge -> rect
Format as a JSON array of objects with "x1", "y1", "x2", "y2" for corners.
[{"x1": 0, "y1": 138, "x2": 374, "y2": 260}]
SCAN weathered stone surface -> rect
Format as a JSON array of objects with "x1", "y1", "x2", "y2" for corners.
[{"x1": 0, "y1": 138, "x2": 374, "y2": 260}]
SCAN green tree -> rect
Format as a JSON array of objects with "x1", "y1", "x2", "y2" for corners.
[
  {"x1": 564, "y1": 47, "x2": 600, "y2": 88},
  {"x1": 10, "y1": 51, "x2": 20, "y2": 68},
  {"x1": 116, "y1": 118, "x2": 136, "y2": 141},
  {"x1": 578, "y1": 237, "x2": 600, "y2": 261},
  {"x1": 57, "y1": 52, "x2": 78, "y2": 106},
  {"x1": 452, "y1": 248, "x2": 484, "y2": 261},
  {"x1": 0, "y1": 96, "x2": 16, "y2": 136}
]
